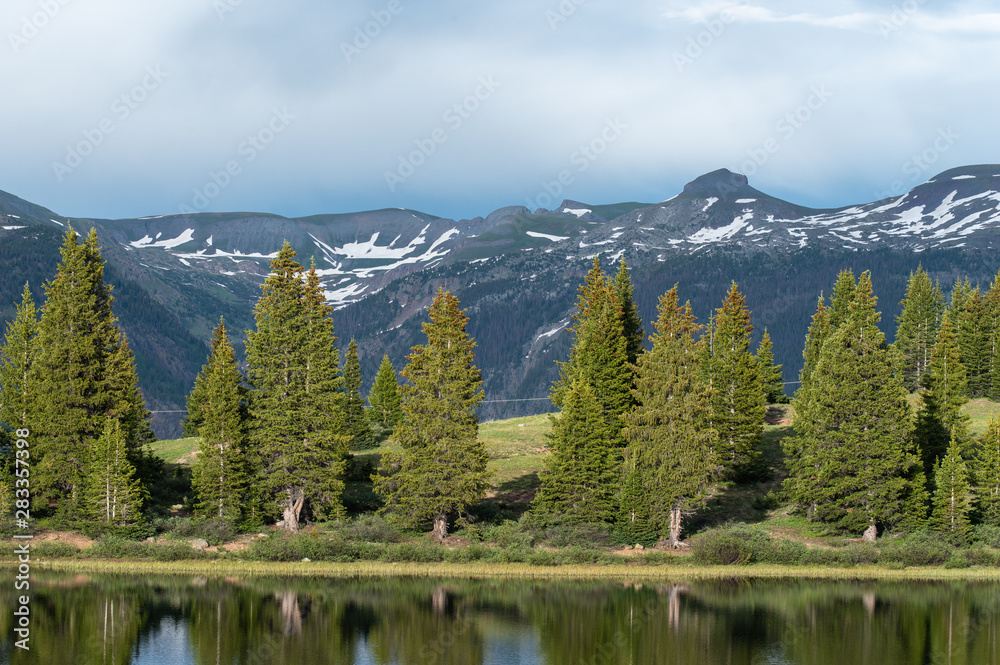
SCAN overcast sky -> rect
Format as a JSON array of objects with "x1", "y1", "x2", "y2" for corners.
[{"x1": 2, "y1": 0, "x2": 999, "y2": 221}]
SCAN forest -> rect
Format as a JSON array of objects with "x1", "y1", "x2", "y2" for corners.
[{"x1": 2, "y1": 227, "x2": 1000, "y2": 555}]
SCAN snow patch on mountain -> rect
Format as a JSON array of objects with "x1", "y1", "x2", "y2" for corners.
[
  {"x1": 526, "y1": 231, "x2": 569, "y2": 242},
  {"x1": 563, "y1": 208, "x2": 591, "y2": 218},
  {"x1": 132, "y1": 228, "x2": 196, "y2": 249},
  {"x1": 688, "y1": 212, "x2": 753, "y2": 244}
]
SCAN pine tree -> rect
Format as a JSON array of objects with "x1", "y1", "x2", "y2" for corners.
[
  {"x1": 0, "y1": 283, "x2": 38, "y2": 436},
  {"x1": 552, "y1": 257, "x2": 633, "y2": 443},
  {"x1": 28, "y1": 228, "x2": 154, "y2": 516},
  {"x1": 373, "y1": 289, "x2": 489, "y2": 540},
  {"x1": 786, "y1": 271, "x2": 926, "y2": 533},
  {"x1": 84, "y1": 418, "x2": 145, "y2": 528},
  {"x1": 367, "y1": 354, "x2": 402, "y2": 431},
  {"x1": 930, "y1": 434, "x2": 972, "y2": 542},
  {"x1": 798, "y1": 295, "x2": 831, "y2": 393},
  {"x1": 615, "y1": 463, "x2": 657, "y2": 547},
  {"x1": 828, "y1": 268, "x2": 856, "y2": 329},
  {"x1": 914, "y1": 316, "x2": 971, "y2": 478},
  {"x1": 894, "y1": 266, "x2": 945, "y2": 391},
  {"x1": 342, "y1": 338, "x2": 375, "y2": 450},
  {"x1": 533, "y1": 379, "x2": 617, "y2": 525},
  {"x1": 190, "y1": 318, "x2": 249, "y2": 521},
  {"x1": 706, "y1": 282, "x2": 765, "y2": 479},
  {"x1": 975, "y1": 417, "x2": 1000, "y2": 527},
  {"x1": 984, "y1": 270, "x2": 1000, "y2": 401},
  {"x1": 613, "y1": 259, "x2": 644, "y2": 365},
  {"x1": 246, "y1": 245, "x2": 348, "y2": 532},
  {"x1": 622, "y1": 286, "x2": 717, "y2": 547},
  {"x1": 755, "y1": 328, "x2": 785, "y2": 404},
  {"x1": 956, "y1": 287, "x2": 992, "y2": 397}
]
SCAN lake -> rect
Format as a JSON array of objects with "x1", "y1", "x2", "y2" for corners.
[{"x1": 2, "y1": 572, "x2": 999, "y2": 664}]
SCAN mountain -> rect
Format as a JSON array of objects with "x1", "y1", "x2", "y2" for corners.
[{"x1": 3, "y1": 166, "x2": 1000, "y2": 437}]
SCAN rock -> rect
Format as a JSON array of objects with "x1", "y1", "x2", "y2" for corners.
[
  {"x1": 146, "y1": 537, "x2": 155, "y2": 543},
  {"x1": 634, "y1": 544, "x2": 645, "y2": 551},
  {"x1": 190, "y1": 538, "x2": 210, "y2": 551},
  {"x1": 301, "y1": 557, "x2": 311, "y2": 563},
  {"x1": 862, "y1": 525, "x2": 877, "y2": 543}
]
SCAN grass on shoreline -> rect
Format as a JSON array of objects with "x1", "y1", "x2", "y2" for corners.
[{"x1": 7, "y1": 558, "x2": 1000, "y2": 581}]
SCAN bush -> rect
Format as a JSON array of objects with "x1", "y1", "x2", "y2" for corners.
[
  {"x1": 970, "y1": 525, "x2": 1000, "y2": 549},
  {"x1": 541, "y1": 522, "x2": 614, "y2": 549},
  {"x1": 85, "y1": 536, "x2": 150, "y2": 559},
  {"x1": 326, "y1": 515, "x2": 402, "y2": 543},
  {"x1": 839, "y1": 542, "x2": 879, "y2": 566},
  {"x1": 692, "y1": 523, "x2": 778, "y2": 565},
  {"x1": 382, "y1": 540, "x2": 445, "y2": 563},
  {"x1": 32, "y1": 542, "x2": 79, "y2": 558},
  {"x1": 879, "y1": 532, "x2": 954, "y2": 567},
  {"x1": 152, "y1": 517, "x2": 237, "y2": 546}
]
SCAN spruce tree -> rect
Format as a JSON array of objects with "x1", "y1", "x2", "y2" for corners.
[
  {"x1": 798, "y1": 295, "x2": 831, "y2": 393},
  {"x1": 786, "y1": 271, "x2": 926, "y2": 533},
  {"x1": 246, "y1": 244, "x2": 348, "y2": 532},
  {"x1": 894, "y1": 266, "x2": 945, "y2": 391},
  {"x1": 367, "y1": 354, "x2": 402, "y2": 431},
  {"x1": 755, "y1": 328, "x2": 785, "y2": 404},
  {"x1": 613, "y1": 259, "x2": 644, "y2": 365},
  {"x1": 190, "y1": 318, "x2": 249, "y2": 521},
  {"x1": 930, "y1": 434, "x2": 972, "y2": 542},
  {"x1": 84, "y1": 418, "x2": 145, "y2": 528},
  {"x1": 373, "y1": 289, "x2": 489, "y2": 539},
  {"x1": 706, "y1": 282, "x2": 765, "y2": 479},
  {"x1": 342, "y1": 339, "x2": 375, "y2": 450},
  {"x1": 984, "y1": 270, "x2": 1000, "y2": 401},
  {"x1": 975, "y1": 416, "x2": 1000, "y2": 527},
  {"x1": 622, "y1": 286, "x2": 717, "y2": 547},
  {"x1": 0, "y1": 283, "x2": 38, "y2": 436},
  {"x1": 533, "y1": 379, "x2": 617, "y2": 525},
  {"x1": 914, "y1": 316, "x2": 971, "y2": 477},
  {"x1": 828, "y1": 268, "x2": 856, "y2": 329},
  {"x1": 28, "y1": 228, "x2": 153, "y2": 516},
  {"x1": 956, "y1": 287, "x2": 992, "y2": 397}
]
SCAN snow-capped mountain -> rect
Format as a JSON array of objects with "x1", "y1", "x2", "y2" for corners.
[{"x1": 3, "y1": 165, "x2": 1000, "y2": 436}]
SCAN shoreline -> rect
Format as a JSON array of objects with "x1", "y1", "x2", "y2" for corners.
[{"x1": 6, "y1": 559, "x2": 1000, "y2": 581}]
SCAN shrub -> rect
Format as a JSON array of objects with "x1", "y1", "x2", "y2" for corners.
[
  {"x1": 32, "y1": 542, "x2": 79, "y2": 558},
  {"x1": 541, "y1": 522, "x2": 614, "y2": 549},
  {"x1": 692, "y1": 523, "x2": 777, "y2": 565},
  {"x1": 879, "y1": 532, "x2": 953, "y2": 566},
  {"x1": 970, "y1": 525, "x2": 1000, "y2": 549},
  {"x1": 152, "y1": 517, "x2": 237, "y2": 546},
  {"x1": 326, "y1": 515, "x2": 402, "y2": 544}
]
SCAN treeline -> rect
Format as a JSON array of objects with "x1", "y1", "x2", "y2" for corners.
[{"x1": 3, "y1": 229, "x2": 999, "y2": 544}]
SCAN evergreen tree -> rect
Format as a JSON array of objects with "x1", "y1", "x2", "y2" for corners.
[
  {"x1": 613, "y1": 259, "x2": 645, "y2": 366},
  {"x1": 0, "y1": 283, "x2": 38, "y2": 436},
  {"x1": 622, "y1": 286, "x2": 717, "y2": 547},
  {"x1": 914, "y1": 316, "x2": 971, "y2": 478},
  {"x1": 984, "y1": 270, "x2": 1000, "y2": 401},
  {"x1": 956, "y1": 287, "x2": 992, "y2": 397},
  {"x1": 975, "y1": 416, "x2": 1000, "y2": 527},
  {"x1": 28, "y1": 228, "x2": 154, "y2": 516},
  {"x1": 373, "y1": 289, "x2": 489, "y2": 540},
  {"x1": 190, "y1": 318, "x2": 249, "y2": 521},
  {"x1": 894, "y1": 266, "x2": 945, "y2": 391},
  {"x1": 367, "y1": 353, "x2": 402, "y2": 431},
  {"x1": 552, "y1": 259, "x2": 633, "y2": 446},
  {"x1": 342, "y1": 338, "x2": 375, "y2": 450},
  {"x1": 246, "y1": 245, "x2": 348, "y2": 532},
  {"x1": 929, "y1": 434, "x2": 972, "y2": 542},
  {"x1": 182, "y1": 371, "x2": 209, "y2": 437},
  {"x1": 84, "y1": 418, "x2": 145, "y2": 527},
  {"x1": 706, "y1": 282, "x2": 765, "y2": 479},
  {"x1": 616, "y1": 463, "x2": 657, "y2": 547},
  {"x1": 786, "y1": 271, "x2": 926, "y2": 533},
  {"x1": 755, "y1": 328, "x2": 785, "y2": 404},
  {"x1": 533, "y1": 379, "x2": 617, "y2": 525},
  {"x1": 828, "y1": 268, "x2": 856, "y2": 329},
  {"x1": 798, "y1": 295, "x2": 831, "y2": 393}
]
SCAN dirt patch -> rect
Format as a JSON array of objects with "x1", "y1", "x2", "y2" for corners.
[
  {"x1": 36, "y1": 530, "x2": 93, "y2": 550},
  {"x1": 765, "y1": 406, "x2": 793, "y2": 426},
  {"x1": 177, "y1": 450, "x2": 201, "y2": 465}
]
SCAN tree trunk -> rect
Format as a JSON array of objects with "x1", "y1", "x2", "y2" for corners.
[
  {"x1": 666, "y1": 505, "x2": 683, "y2": 548},
  {"x1": 432, "y1": 514, "x2": 448, "y2": 541},
  {"x1": 283, "y1": 488, "x2": 305, "y2": 533}
]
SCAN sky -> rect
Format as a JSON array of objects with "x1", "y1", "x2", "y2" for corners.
[{"x1": 2, "y1": 0, "x2": 1000, "y2": 222}]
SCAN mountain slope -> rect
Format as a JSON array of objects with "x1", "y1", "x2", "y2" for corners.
[{"x1": 3, "y1": 166, "x2": 1000, "y2": 436}]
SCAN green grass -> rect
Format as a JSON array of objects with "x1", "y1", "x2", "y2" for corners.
[
  {"x1": 148, "y1": 437, "x2": 200, "y2": 465},
  {"x1": 965, "y1": 398, "x2": 1000, "y2": 436}
]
